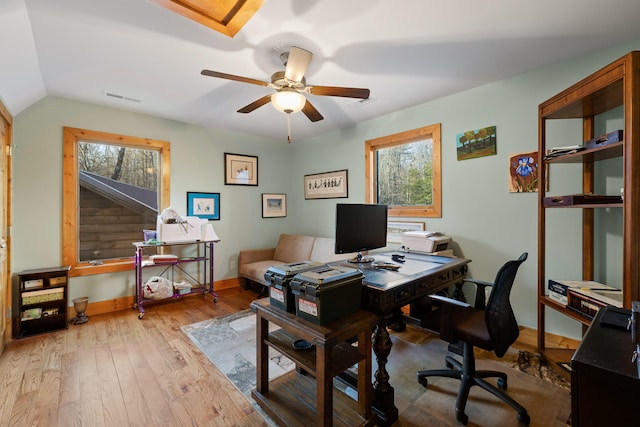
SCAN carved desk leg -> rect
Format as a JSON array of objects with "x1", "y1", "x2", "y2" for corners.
[
  {"x1": 371, "y1": 316, "x2": 399, "y2": 426},
  {"x1": 255, "y1": 314, "x2": 269, "y2": 394}
]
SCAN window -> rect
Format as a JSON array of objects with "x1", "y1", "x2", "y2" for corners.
[
  {"x1": 63, "y1": 127, "x2": 170, "y2": 276},
  {"x1": 365, "y1": 123, "x2": 441, "y2": 217}
]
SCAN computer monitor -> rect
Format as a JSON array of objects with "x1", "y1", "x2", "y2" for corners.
[{"x1": 335, "y1": 203, "x2": 388, "y2": 263}]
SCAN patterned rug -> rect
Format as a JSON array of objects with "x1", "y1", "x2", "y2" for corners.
[
  {"x1": 183, "y1": 309, "x2": 571, "y2": 426},
  {"x1": 182, "y1": 309, "x2": 294, "y2": 394}
]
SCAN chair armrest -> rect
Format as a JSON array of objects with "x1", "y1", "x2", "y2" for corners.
[
  {"x1": 463, "y1": 278, "x2": 494, "y2": 310},
  {"x1": 428, "y1": 294, "x2": 471, "y2": 342},
  {"x1": 429, "y1": 294, "x2": 471, "y2": 308},
  {"x1": 238, "y1": 247, "x2": 276, "y2": 267}
]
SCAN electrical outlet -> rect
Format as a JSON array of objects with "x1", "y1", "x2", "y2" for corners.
[{"x1": 229, "y1": 260, "x2": 236, "y2": 270}]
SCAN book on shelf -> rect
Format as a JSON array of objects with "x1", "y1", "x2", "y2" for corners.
[
  {"x1": 548, "y1": 279, "x2": 613, "y2": 305},
  {"x1": 149, "y1": 254, "x2": 179, "y2": 263},
  {"x1": 566, "y1": 285, "x2": 622, "y2": 320},
  {"x1": 22, "y1": 308, "x2": 42, "y2": 320}
]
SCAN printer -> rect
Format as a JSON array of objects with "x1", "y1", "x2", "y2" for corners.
[{"x1": 401, "y1": 231, "x2": 451, "y2": 254}]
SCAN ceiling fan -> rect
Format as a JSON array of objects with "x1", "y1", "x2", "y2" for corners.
[{"x1": 201, "y1": 46, "x2": 370, "y2": 142}]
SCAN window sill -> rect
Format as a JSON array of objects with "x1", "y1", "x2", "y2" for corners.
[{"x1": 70, "y1": 260, "x2": 134, "y2": 277}]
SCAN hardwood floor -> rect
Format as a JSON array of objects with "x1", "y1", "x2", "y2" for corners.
[{"x1": 0, "y1": 287, "x2": 268, "y2": 427}]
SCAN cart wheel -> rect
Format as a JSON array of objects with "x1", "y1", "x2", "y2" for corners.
[{"x1": 138, "y1": 312, "x2": 144, "y2": 319}]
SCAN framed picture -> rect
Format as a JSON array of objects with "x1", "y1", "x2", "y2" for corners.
[
  {"x1": 304, "y1": 169, "x2": 348, "y2": 199},
  {"x1": 187, "y1": 192, "x2": 220, "y2": 220},
  {"x1": 387, "y1": 220, "x2": 425, "y2": 243},
  {"x1": 224, "y1": 153, "x2": 258, "y2": 186},
  {"x1": 262, "y1": 193, "x2": 286, "y2": 218},
  {"x1": 456, "y1": 125, "x2": 497, "y2": 161},
  {"x1": 509, "y1": 151, "x2": 546, "y2": 193}
]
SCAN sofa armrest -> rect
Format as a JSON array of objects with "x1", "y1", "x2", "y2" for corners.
[{"x1": 238, "y1": 247, "x2": 276, "y2": 267}]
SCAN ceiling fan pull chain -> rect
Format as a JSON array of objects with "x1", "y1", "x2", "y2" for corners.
[{"x1": 287, "y1": 114, "x2": 292, "y2": 144}]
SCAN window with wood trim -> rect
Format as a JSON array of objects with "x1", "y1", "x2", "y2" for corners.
[
  {"x1": 365, "y1": 123, "x2": 441, "y2": 217},
  {"x1": 62, "y1": 127, "x2": 170, "y2": 277}
]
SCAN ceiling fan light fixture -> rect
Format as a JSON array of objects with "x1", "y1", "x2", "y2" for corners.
[{"x1": 271, "y1": 88, "x2": 306, "y2": 114}]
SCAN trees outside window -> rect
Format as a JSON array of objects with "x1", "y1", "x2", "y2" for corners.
[
  {"x1": 63, "y1": 127, "x2": 170, "y2": 276},
  {"x1": 365, "y1": 123, "x2": 441, "y2": 217}
]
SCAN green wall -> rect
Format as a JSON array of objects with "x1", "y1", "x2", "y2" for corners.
[{"x1": 12, "y1": 38, "x2": 640, "y2": 338}]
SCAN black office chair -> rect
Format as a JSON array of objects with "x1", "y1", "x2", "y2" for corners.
[{"x1": 417, "y1": 252, "x2": 530, "y2": 425}]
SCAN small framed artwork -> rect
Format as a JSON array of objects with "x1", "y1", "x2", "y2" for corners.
[
  {"x1": 304, "y1": 169, "x2": 348, "y2": 199},
  {"x1": 387, "y1": 220, "x2": 425, "y2": 243},
  {"x1": 187, "y1": 192, "x2": 220, "y2": 220},
  {"x1": 456, "y1": 125, "x2": 497, "y2": 161},
  {"x1": 509, "y1": 151, "x2": 545, "y2": 193},
  {"x1": 224, "y1": 153, "x2": 258, "y2": 186},
  {"x1": 262, "y1": 193, "x2": 286, "y2": 218}
]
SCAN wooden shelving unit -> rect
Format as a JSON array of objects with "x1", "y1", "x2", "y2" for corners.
[
  {"x1": 537, "y1": 51, "x2": 640, "y2": 371},
  {"x1": 13, "y1": 266, "x2": 70, "y2": 338}
]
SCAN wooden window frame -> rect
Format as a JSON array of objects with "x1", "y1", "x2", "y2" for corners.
[
  {"x1": 62, "y1": 127, "x2": 170, "y2": 277},
  {"x1": 365, "y1": 123, "x2": 442, "y2": 217}
]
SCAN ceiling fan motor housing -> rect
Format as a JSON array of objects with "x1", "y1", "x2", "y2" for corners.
[{"x1": 271, "y1": 71, "x2": 306, "y2": 90}]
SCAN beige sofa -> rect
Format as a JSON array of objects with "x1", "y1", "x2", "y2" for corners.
[{"x1": 238, "y1": 233, "x2": 358, "y2": 288}]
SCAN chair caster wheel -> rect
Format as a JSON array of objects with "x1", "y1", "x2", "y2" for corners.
[
  {"x1": 417, "y1": 376, "x2": 428, "y2": 388},
  {"x1": 213, "y1": 297, "x2": 219, "y2": 303},
  {"x1": 517, "y1": 412, "x2": 530, "y2": 425},
  {"x1": 497, "y1": 377, "x2": 507, "y2": 390},
  {"x1": 456, "y1": 412, "x2": 468, "y2": 425},
  {"x1": 138, "y1": 312, "x2": 144, "y2": 319}
]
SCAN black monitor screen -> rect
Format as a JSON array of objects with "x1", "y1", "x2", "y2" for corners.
[{"x1": 335, "y1": 203, "x2": 388, "y2": 263}]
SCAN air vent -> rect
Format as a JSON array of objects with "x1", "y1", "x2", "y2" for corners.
[
  {"x1": 104, "y1": 91, "x2": 141, "y2": 103},
  {"x1": 345, "y1": 97, "x2": 375, "y2": 109}
]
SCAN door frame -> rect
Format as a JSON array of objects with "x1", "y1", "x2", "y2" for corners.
[{"x1": 0, "y1": 99, "x2": 12, "y2": 348}]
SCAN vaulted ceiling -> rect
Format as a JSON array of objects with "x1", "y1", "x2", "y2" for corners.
[{"x1": 2, "y1": 0, "x2": 640, "y2": 142}]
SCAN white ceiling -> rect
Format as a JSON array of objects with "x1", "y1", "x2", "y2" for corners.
[{"x1": 3, "y1": 0, "x2": 640, "y2": 142}]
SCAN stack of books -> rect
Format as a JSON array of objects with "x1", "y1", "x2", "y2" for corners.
[
  {"x1": 548, "y1": 279, "x2": 622, "y2": 319},
  {"x1": 149, "y1": 254, "x2": 179, "y2": 263}
]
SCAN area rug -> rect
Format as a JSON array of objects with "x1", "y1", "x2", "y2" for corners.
[
  {"x1": 182, "y1": 309, "x2": 295, "y2": 395},
  {"x1": 183, "y1": 309, "x2": 571, "y2": 426}
]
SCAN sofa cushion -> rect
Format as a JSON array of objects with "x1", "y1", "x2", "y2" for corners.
[
  {"x1": 310, "y1": 237, "x2": 349, "y2": 263},
  {"x1": 273, "y1": 234, "x2": 315, "y2": 263},
  {"x1": 240, "y1": 260, "x2": 286, "y2": 286}
]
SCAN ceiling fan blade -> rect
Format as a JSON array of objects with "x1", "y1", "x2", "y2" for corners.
[
  {"x1": 302, "y1": 99, "x2": 324, "y2": 122},
  {"x1": 284, "y1": 47, "x2": 313, "y2": 83},
  {"x1": 308, "y1": 85, "x2": 370, "y2": 99},
  {"x1": 237, "y1": 95, "x2": 272, "y2": 113},
  {"x1": 201, "y1": 69, "x2": 269, "y2": 87}
]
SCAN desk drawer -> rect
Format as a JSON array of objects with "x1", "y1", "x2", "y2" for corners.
[{"x1": 393, "y1": 285, "x2": 415, "y2": 305}]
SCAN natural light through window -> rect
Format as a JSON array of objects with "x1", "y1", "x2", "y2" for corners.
[
  {"x1": 62, "y1": 127, "x2": 170, "y2": 276},
  {"x1": 365, "y1": 123, "x2": 441, "y2": 217}
]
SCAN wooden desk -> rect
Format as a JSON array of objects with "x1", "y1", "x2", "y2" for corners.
[
  {"x1": 571, "y1": 306, "x2": 640, "y2": 426},
  {"x1": 250, "y1": 298, "x2": 377, "y2": 427},
  {"x1": 332, "y1": 251, "x2": 470, "y2": 426}
]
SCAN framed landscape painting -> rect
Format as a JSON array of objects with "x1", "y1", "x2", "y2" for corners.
[{"x1": 262, "y1": 193, "x2": 286, "y2": 218}]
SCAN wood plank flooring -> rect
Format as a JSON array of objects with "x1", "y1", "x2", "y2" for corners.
[
  {"x1": 0, "y1": 287, "x2": 569, "y2": 427},
  {"x1": 0, "y1": 287, "x2": 267, "y2": 427}
]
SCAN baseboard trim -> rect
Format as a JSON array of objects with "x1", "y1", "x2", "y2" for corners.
[{"x1": 516, "y1": 325, "x2": 580, "y2": 352}]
